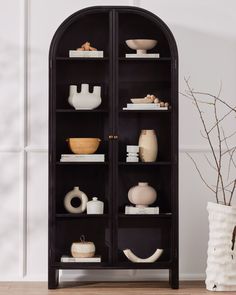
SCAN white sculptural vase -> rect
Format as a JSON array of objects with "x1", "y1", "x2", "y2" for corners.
[
  {"x1": 68, "y1": 83, "x2": 102, "y2": 110},
  {"x1": 206, "y1": 202, "x2": 236, "y2": 291}
]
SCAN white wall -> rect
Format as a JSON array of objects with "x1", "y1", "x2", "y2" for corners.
[{"x1": 0, "y1": 0, "x2": 236, "y2": 281}]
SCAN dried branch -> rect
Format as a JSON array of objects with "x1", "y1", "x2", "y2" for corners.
[
  {"x1": 213, "y1": 96, "x2": 226, "y2": 204},
  {"x1": 182, "y1": 78, "x2": 236, "y2": 205},
  {"x1": 221, "y1": 128, "x2": 236, "y2": 180},
  {"x1": 186, "y1": 153, "x2": 216, "y2": 194},
  {"x1": 184, "y1": 77, "x2": 221, "y2": 203},
  {"x1": 191, "y1": 91, "x2": 236, "y2": 113},
  {"x1": 204, "y1": 154, "x2": 217, "y2": 171},
  {"x1": 229, "y1": 180, "x2": 236, "y2": 206}
]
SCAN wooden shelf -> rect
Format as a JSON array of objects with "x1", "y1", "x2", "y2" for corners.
[
  {"x1": 56, "y1": 162, "x2": 108, "y2": 166},
  {"x1": 54, "y1": 261, "x2": 171, "y2": 269},
  {"x1": 56, "y1": 109, "x2": 108, "y2": 113},
  {"x1": 118, "y1": 162, "x2": 171, "y2": 166},
  {"x1": 118, "y1": 213, "x2": 172, "y2": 218},
  {"x1": 56, "y1": 214, "x2": 109, "y2": 218},
  {"x1": 56, "y1": 57, "x2": 109, "y2": 61},
  {"x1": 54, "y1": 262, "x2": 110, "y2": 269},
  {"x1": 119, "y1": 57, "x2": 171, "y2": 61},
  {"x1": 119, "y1": 109, "x2": 171, "y2": 113}
]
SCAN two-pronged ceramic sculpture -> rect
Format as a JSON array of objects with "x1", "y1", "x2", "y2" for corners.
[{"x1": 68, "y1": 84, "x2": 102, "y2": 110}]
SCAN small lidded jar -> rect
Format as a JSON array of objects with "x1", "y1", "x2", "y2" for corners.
[{"x1": 86, "y1": 197, "x2": 104, "y2": 214}]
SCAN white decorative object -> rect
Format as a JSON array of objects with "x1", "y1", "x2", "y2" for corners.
[
  {"x1": 125, "y1": 206, "x2": 159, "y2": 214},
  {"x1": 87, "y1": 197, "x2": 104, "y2": 214},
  {"x1": 60, "y1": 154, "x2": 105, "y2": 162},
  {"x1": 68, "y1": 83, "x2": 102, "y2": 110},
  {"x1": 127, "y1": 145, "x2": 139, "y2": 153},
  {"x1": 71, "y1": 235, "x2": 95, "y2": 258},
  {"x1": 126, "y1": 145, "x2": 139, "y2": 162},
  {"x1": 125, "y1": 53, "x2": 160, "y2": 58},
  {"x1": 206, "y1": 202, "x2": 236, "y2": 291},
  {"x1": 125, "y1": 39, "x2": 157, "y2": 55},
  {"x1": 69, "y1": 50, "x2": 104, "y2": 58},
  {"x1": 126, "y1": 156, "x2": 139, "y2": 162},
  {"x1": 139, "y1": 130, "x2": 158, "y2": 162},
  {"x1": 64, "y1": 186, "x2": 88, "y2": 214},
  {"x1": 123, "y1": 248, "x2": 163, "y2": 263},
  {"x1": 123, "y1": 104, "x2": 167, "y2": 110},
  {"x1": 61, "y1": 255, "x2": 101, "y2": 263},
  {"x1": 128, "y1": 182, "x2": 157, "y2": 208}
]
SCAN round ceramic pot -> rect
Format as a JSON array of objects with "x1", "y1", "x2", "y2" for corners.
[
  {"x1": 64, "y1": 186, "x2": 88, "y2": 214},
  {"x1": 138, "y1": 130, "x2": 158, "y2": 162},
  {"x1": 206, "y1": 202, "x2": 236, "y2": 291},
  {"x1": 128, "y1": 182, "x2": 157, "y2": 208},
  {"x1": 71, "y1": 236, "x2": 95, "y2": 258},
  {"x1": 87, "y1": 197, "x2": 104, "y2": 214}
]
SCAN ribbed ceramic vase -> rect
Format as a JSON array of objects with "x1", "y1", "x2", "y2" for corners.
[
  {"x1": 206, "y1": 202, "x2": 236, "y2": 291},
  {"x1": 138, "y1": 129, "x2": 158, "y2": 162}
]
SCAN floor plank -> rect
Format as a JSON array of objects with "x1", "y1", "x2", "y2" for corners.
[{"x1": 0, "y1": 281, "x2": 214, "y2": 295}]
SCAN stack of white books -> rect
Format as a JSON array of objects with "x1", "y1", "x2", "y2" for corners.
[
  {"x1": 125, "y1": 53, "x2": 160, "y2": 58},
  {"x1": 60, "y1": 154, "x2": 105, "y2": 162},
  {"x1": 69, "y1": 50, "x2": 104, "y2": 58},
  {"x1": 125, "y1": 206, "x2": 159, "y2": 215},
  {"x1": 123, "y1": 103, "x2": 168, "y2": 110},
  {"x1": 61, "y1": 255, "x2": 101, "y2": 263}
]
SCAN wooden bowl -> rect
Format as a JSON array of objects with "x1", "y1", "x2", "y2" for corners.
[{"x1": 67, "y1": 138, "x2": 101, "y2": 154}]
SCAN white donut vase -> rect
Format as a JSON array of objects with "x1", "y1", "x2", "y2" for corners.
[{"x1": 64, "y1": 186, "x2": 88, "y2": 214}]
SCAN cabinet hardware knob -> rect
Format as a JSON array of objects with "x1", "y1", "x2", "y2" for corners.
[
  {"x1": 114, "y1": 135, "x2": 118, "y2": 139},
  {"x1": 108, "y1": 135, "x2": 114, "y2": 139}
]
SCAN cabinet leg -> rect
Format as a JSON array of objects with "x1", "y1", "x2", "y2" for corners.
[
  {"x1": 169, "y1": 267, "x2": 179, "y2": 289},
  {"x1": 48, "y1": 268, "x2": 59, "y2": 289}
]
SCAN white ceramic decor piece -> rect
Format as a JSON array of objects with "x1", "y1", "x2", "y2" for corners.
[
  {"x1": 71, "y1": 235, "x2": 96, "y2": 258},
  {"x1": 206, "y1": 202, "x2": 236, "y2": 291},
  {"x1": 68, "y1": 85, "x2": 77, "y2": 106},
  {"x1": 123, "y1": 248, "x2": 163, "y2": 263},
  {"x1": 138, "y1": 129, "x2": 158, "y2": 162},
  {"x1": 87, "y1": 197, "x2": 104, "y2": 214},
  {"x1": 125, "y1": 39, "x2": 157, "y2": 55},
  {"x1": 64, "y1": 186, "x2": 88, "y2": 214},
  {"x1": 128, "y1": 182, "x2": 157, "y2": 208},
  {"x1": 68, "y1": 83, "x2": 102, "y2": 110},
  {"x1": 126, "y1": 145, "x2": 139, "y2": 153}
]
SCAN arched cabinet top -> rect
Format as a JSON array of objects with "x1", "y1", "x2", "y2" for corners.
[{"x1": 49, "y1": 6, "x2": 178, "y2": 60}]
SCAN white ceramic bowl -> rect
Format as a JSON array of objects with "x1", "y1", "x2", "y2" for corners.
[{"x1": 125, "y1": 39, "x2": 157, "y2": 54}]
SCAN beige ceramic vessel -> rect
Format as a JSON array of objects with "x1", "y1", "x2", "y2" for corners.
[
  {"x1": 125, "y1": 39, "x2": 157, "y2": 54},
  {"x1": 71, "y1": 236, "x2": 95, "y2": 258},
  {"x1": 67, "y1": 138, "x2": 101, "y2": 154},
  {"x1": 138, "y1": 129, "x2": 158, "y2": 162},
  {"x1": 128, "y1": 182, "x2": 157, "y2": 208}
]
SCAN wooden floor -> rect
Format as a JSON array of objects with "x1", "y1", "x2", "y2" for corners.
[{"x1": 0, "y1": 281, "x2": 217, "y2": 295}]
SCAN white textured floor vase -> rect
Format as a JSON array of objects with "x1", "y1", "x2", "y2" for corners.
[{"x1": 206, "y1": 202, "x2": 236, "y2": 291}]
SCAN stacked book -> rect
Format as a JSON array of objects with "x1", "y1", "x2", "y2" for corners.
[
  {"x1": 125, "y1": 53, "x2": 160, "y2": 58},
  {"x1": 125, "y1": 206, "x2": 159, "y2": 215},
  {"x1": 61, "y1": 255, "x2": 101, "y2": 263},
  {"x1": 69, "y1": 50, "x2": 104, "y2": 58},
  {"x1": 60, "y1": 154, "x2": 105, "y2": 162},
  {"x1": 123, "y1": 103, "x2": 168, "y2": 111}
]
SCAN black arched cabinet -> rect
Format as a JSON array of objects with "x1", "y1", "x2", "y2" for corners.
[{"x1": 49, "y1": 6, "x2": 178, "y2": 289}]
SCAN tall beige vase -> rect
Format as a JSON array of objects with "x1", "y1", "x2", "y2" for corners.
[{"x1": 138, "y1": 130, "x2": 158, "y2": 162}]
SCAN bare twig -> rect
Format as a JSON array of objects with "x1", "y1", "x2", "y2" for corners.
[
  {"x1": 221, "y1": 128, "x2": 236, "y2": 180},
  {"x1": 204, "y1": 154, "x2": 217, "y2": 171},
  {"x1": 186, "y1": 153, "x2": 216, "y2": 194},
  {"x1": 229, "y1": 180, "x2": 236, "y2": 206},
  {"x1": 191, "y1": 91, "x2": 236, "y2": 113},
  {"x1": 213, "y1": 96, "x2": 226, "y2": 204}
]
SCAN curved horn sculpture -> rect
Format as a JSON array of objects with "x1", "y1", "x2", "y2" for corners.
[{"x1": 123, "y1": 248, "x2": 163, "y2": 263}]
